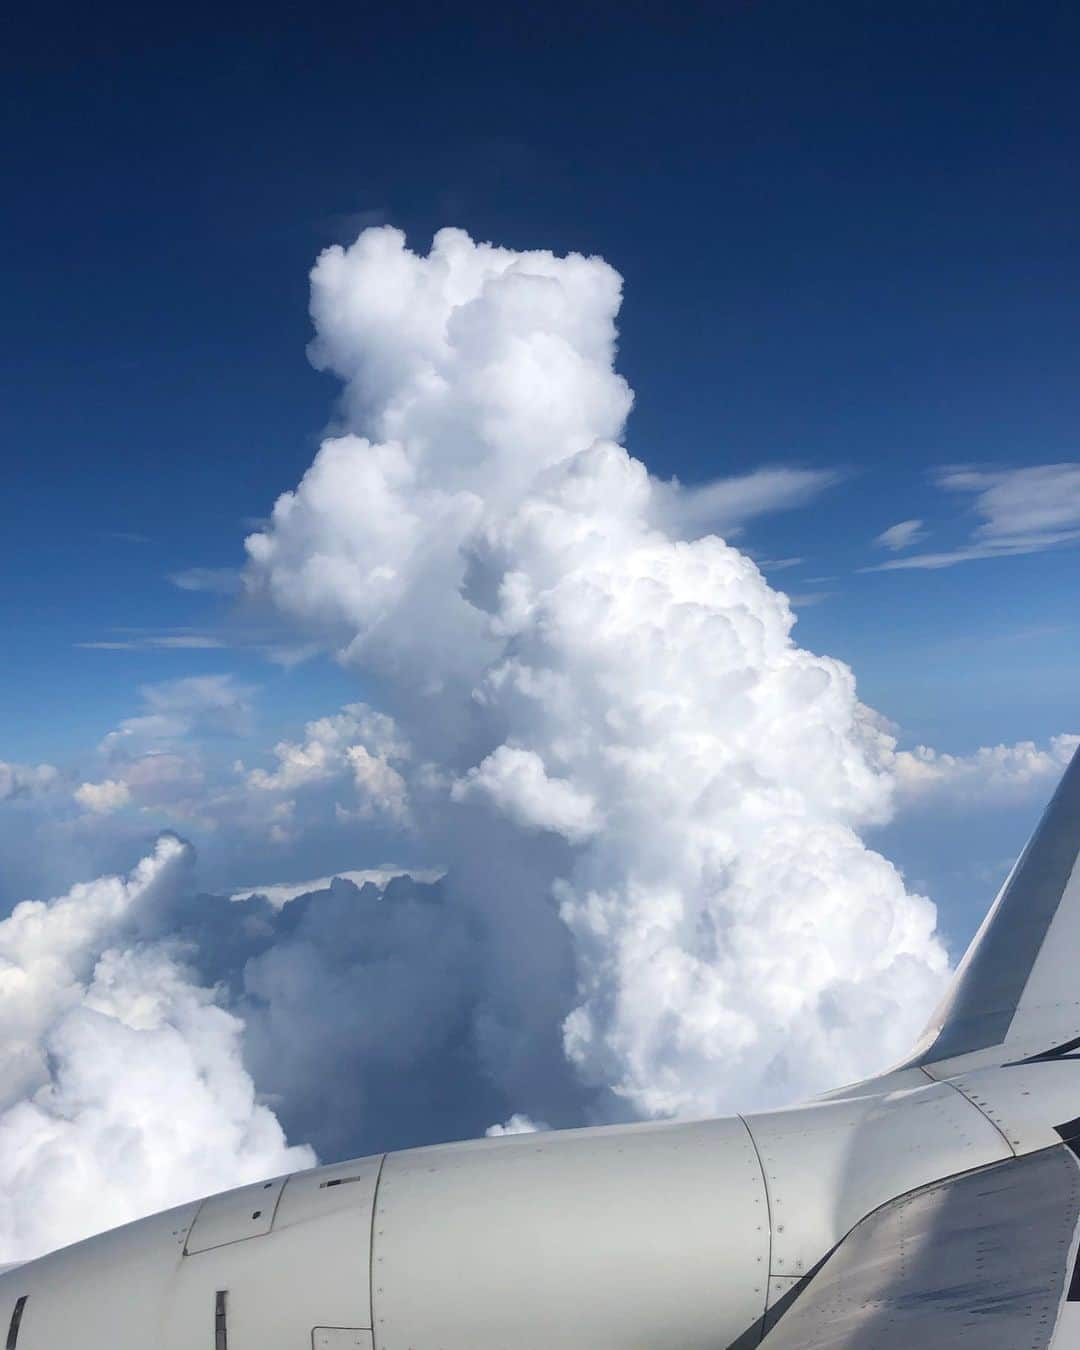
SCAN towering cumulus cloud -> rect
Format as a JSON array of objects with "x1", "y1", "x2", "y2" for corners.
[
  {"x1": 0, "y1": 837, "x2": 313, "y2": 1261},
  {"x1": 246, "y1": 227, "x2": 950, "y2": 1119}
]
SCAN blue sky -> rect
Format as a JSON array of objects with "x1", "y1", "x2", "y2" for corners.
[
  {"x1": 3, "y1": 0, "x2": 1079, "y2": 946},
  {"x1": 3, "y1": 5, "x2": 1080, "y2": 1250}
]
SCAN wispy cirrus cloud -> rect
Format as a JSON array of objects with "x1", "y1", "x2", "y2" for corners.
[
  {"x1": 874, "y1": 518, "x2": 926, "y2": 552},
  {"x1": 169, "y1": 567, "x2": 243, "y2": 595},
  {"x1": 655, "y1": 466, "x2": 840, "y2": 538},
  {"x1": 101, "y1": 530, "x2": 153, "y2": 545},
  {"x1": 77, "y1": 630, "x2": 227, "y2": 651},
  {"x1": 101, "y1": 675, "x2": 256, "y2": 758},
  {"x1": 866, "y1": 464, "x2": 1080, "y2": 571}
]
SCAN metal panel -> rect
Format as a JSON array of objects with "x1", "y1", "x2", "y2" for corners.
[
  {"x1": 273, "y1": 1156, "x2": 382, "y2": 1235},
  {"x1": 744, "y1": 1079, "x2": 1011, "y2": 1277},
  {"x1": 313, "y1": 1331, "x2": 373, "y2": 1349},
  {"x1": 371, "y1": 1116, "x2": 769, "y2": 1350},
  {"x1": 813, "y1": 1066, "x2": 935, "y2": 1102},
  {"x1": 0, "y1": 1156, "x2": 381, "y2": 1350},
  {"x1": 764, "y1": 1275, "x2": 800, "y2": 1312},
  {"x1": 185, "y1": 1178, "x2": 286, "y2": 1254},
  {"x1": 948, "y1": 1059, "x2": 1080, "y2": 1155},
  {"x1": 169, "y1": 1156, "x2": 382, "y2": 1346},
  {"x1": 0, "y1": 1201, "x2": 198, "y2": 1350},
  {"x1": 759, "y1": 1146, "x2": 1080, "y2": 1350}
]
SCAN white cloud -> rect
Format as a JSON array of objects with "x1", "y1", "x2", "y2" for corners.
[
  {"x1": 77, "y1": 633, "x2": 227, "y2": 650},
  {"x1": 101, "y1": 675, "x2": 255, "y2": 759},
  {"x1": 74, "y1": 779, "x2": 131, "y2": 815},
  {"x1": 243, "y1": 225, "x2": 950, "y2": 1120},
  {"x1": 894, "y1": 733, "x2": 1080, "y2": 807},
  {"x1": 485, "y1": 1113, "x2": 548, "y2": 1136},
  {"x1": 452, "y1": 746, "x2": 600, "y2": 843},
  {"x1": 0, "y1": 837, "x2": 313, "y2": 1261},
  {"x1": 874, "y1": 518, "x2": 925, "y2": 551},
  {"x1": 868, "y1": 464, "x2": 1080, "y2": 570},
  {"x1": 345, "y1": 744, "x2": 410, "y2": 821},
  {"x1": 247, "y1": 703, "x2": 409, "y2": 822},
  {"x1": 785, "y1": 590, "x2": 832, "y2": 609},
  {"x1": 138, "y1": 675, "x2": 254, "y2": 734},
  {"x1": 229, "y1": 865, "x2": 444, "y2": 909},
  {"x1": 0, "y1": 761, "x2": 59, "y2": 802},
  {"x1": 754, "y1": 556, "x2": 804, "y2": 572},
  {"x1": 72, "y1": 677, "x2": 254, "y2": 823},
  {"x1": 944, "y1": 464, "x2": 1080, "y2": 541},
  {"x1": 247, "y1": 732, "x2": 344, "y2": 792},
  {"x1": 655, "y1": 467, "x2": 839, "y2": 538},
  {"x1": 169, "y1": 567, "x2": 243, "y2": 595}
]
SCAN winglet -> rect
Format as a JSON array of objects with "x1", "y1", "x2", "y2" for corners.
[{"x1": 910, "y1": 743, "x2": 1080, "y2": 1068}]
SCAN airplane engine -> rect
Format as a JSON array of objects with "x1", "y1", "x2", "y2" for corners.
[{"x1": 0, "y1": 1117, "x2": 773, "y2": 1350}]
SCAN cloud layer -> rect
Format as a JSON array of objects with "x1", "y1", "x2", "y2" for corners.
[
  {"x1": 894, "y1": 734, "x2": 1080, "y2": 807},
  {"x1": 0, "y1": 838, "x2": 313, "y2": 1261}
]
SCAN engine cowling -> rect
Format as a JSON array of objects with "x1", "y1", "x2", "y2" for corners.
[{"x1": 3, "y1": 1065, "x2": 1056, "y2": 1350}]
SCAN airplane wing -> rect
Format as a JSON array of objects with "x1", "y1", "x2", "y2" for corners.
[{"x1": 757, "y1": 744, "x2": 1080, "y2": 1350}]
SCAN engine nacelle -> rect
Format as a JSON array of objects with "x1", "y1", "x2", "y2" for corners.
[{"x1": 4, "y1": 1061, "x2": 1076, "y2": 1350}]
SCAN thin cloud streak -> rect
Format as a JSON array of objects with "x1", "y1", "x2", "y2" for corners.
[
  {"x1": 169, "y1": 567, "x2": 244, "y2": 595},
  {"x1": 864, "y1": 464, "x2": 1080, "y2": 571},
  {"x1": 874, "y1": 519, "x2": 925, "y2": 552},
  {"x1": 77, "y1": 635, "x2": 228, "y2": 650}
]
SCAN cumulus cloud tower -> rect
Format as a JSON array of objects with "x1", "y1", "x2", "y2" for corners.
[{"x1": 246, "y1": 226, "x2": 950, "y2": 1118}]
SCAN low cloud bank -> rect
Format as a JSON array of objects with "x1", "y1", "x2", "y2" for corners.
[
  {"x1": 895, "y1": 734, "x2": 1080, "y2": 807},
  {"x1": 0, "y1": 839, "x2": 313, "y2": 1262}
]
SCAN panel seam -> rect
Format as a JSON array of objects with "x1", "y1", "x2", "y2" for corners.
[
  {"x1": 940, "y1": 1078, "x2": 1017, "y2": 1158},
  {"x1": 368, "y1": 1154, "x2": 387, "y2": 1344},
  {"x1": 737, "y1": 1114, "x2": 772, "y2": 1344}
]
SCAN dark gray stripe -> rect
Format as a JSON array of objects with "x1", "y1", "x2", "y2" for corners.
[
  {"x1": 4, "y1": 1297, "x2": 26, "y2": 1350},
  {"x1": 759, "y1": 1146, "x2": 1080, "y2": 1349},
  {"x1": 917, "y1": 745, "x2": 1080, "y2": 1064},
  {"x1": 215, "y1": 1290, "x2": 228, "y2": 1350}
]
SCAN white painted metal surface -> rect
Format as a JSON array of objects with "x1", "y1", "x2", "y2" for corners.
[
  {"x1": 164, "y1": 1156, "x2": 381, "y2": 1348},
  {"x1": 758, "y1": 1146, "x2": 1080, "y2": 1350},
  {"x1": 0, "y1": 1202, "x2": 199, "y2": 1349},
  {"x1": 948, "y1": 1059, "x2": 1080, "y2": 1154},
  {"x1": 1008, "y1": 855, "x2": 1080, "y2": 1052},
  {"x1": 744, "y1": 1079, "x2": 1012, "y2": 1276},
  {"x1": 0, "y1": 1157, "x2": 382, "y2": 1350},
  {"x1": 370, "y1": 1116, "x2": 769, "y2": 1350},
  {"x1": 185, "y1": 1176, "x2": 286, "y2": 1253}
]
